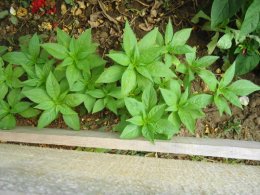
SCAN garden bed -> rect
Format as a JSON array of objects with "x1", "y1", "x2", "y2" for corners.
[{"x1": 0, "y1": 0, "x2": 259, "y2": 143}]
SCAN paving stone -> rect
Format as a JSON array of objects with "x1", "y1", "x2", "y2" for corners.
[{"x1": 0, "y1": 144, "x2": 259, "y2": 194}]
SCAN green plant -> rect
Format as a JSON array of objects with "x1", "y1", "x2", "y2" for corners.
[
  {"x1": 0, "y1": 58, "x2": 24, "y2": 99},
  {"x1": 96, "y1": 21, "x2": 175, "y2": 96},
  {"x1": 160, "y1": 80, "x2": 212, "y2": 132},
  {"x1": 0, "y1": 20, "x2": 259, "y2": 142},
  {"x1": 192, "y1": 0, "x2": 260, "y2": 75},
  {"x1": 213, "y1": 63, "x2": 260, "y2": 115},
  {"x1": 23, "y1": 72, "x2": 85, "y2": 130},
  {"x1": 42, "y1": 29, "x2": 105, "y2": 89},
  {"x1": 223, "y1": 118, "x2": 241, "y2": 134},
  {"x1": 120, "y1": 86, "x2": 178, "y2": 141},
  {"x1": 0, "y1": 89, "x2": 39, "y2": 129}
]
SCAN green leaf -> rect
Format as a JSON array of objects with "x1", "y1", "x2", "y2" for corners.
[
  {"x1": 108, "y1": 52, "x2": 130, "y2": 66},
  {"x1": 172, "y1": 45, "x2": 194, "y2": 54},
  {"x1": 228, "y1": 80, "x2": 260, "y2": 96},
  {"x1": 148, "y1": 62, "x2": 176, "y2": 78},
  {"x1": 23, "y1": 88, "x2": 51, "y2": 104},
  {"x1": 0, "y1": 114, "x2": 16, "y2": 129},
  {"x1": 214, "y1": 95, "x2": 231, "y2": 116},
  {"x1": 154, "y1": 119, "x2": 178, "y2": 139},
  {"x1": 136, "y1": 66, "x2": 152, "y2": 81},
  {"x1": 160, "y1": 88, "x2": 179, "y2": 106},
  {"x1": 2, "y1": 52, "x2": 29, "y2": 66},
  {"x1": 88, "y1": 89, "x2": 105, "y2": 98},
  {"x1": 142, "y1": 86, "x2": 157, "y2": 109},
  {"x1": 219, "y1": 63, "x2": 235, "y2": 87},
  {"x1": 84, "y1": 95, "x2": 96, "y2": 113},
  {"x1": 207, "y1": 32, "x2": 219, "y2": 54},
  {"x1": 96, "y1": 65, "x2": 124, "y2": 83},
  {"x1": 127, "y1": 116, "x2": 143, "y2": 126},
  {"x1": 179, "y1": 88, "x2": 189, "y2": 105},
  {"x1": 29, "y1": 33, "x2": 40, "y2": 59},
  {"x1": 194, "y1": 56, "x2": 219, "y2": 68},
  {"x1": 168, "y1": 112, "x2": 182, "y2": 130},
  {"x1": 124, "y1": 98, "x2": 144, "y2": 116},
  {"x1": 148, "y1": 104, "x2": 166, "y2": 122},
  {"x1": 65, "y1": 94, "x2": 85, "y2": 107},
  {"x1": 239, "y1": 0, "x2": 260, "y2": 38},
  {"x1": 46, "y1": 72, "x2": 60, "y2": 100},
  {"x1": 7, "y1": 89, "x2": 21, "y2": 106},
  {"x1": 138, "y1": 28, "x2": 158, "y2": 51},
  {"x1": 92, "y1": 99, "x2": 105, "y2": 113},
  {"x1": 0, "y1": 84, "x2": 8, "y2": 99},
  {"x1": 19, "y1": 108, "x2": 40, "y2": 118},
  {"x1": 37, "y1": 108, "x2": 58, "y2": 128},
  {"x1": 165, "y1": 19, "x2": 173, "y2": 44},
  {"x1": 171, "y1": 28, "x2": 192, "y2": 46},
  {"x1": 57, "y1": 28, "x2": 71, "y2": 48},
  {"x1": 0, "y1": 10, "x2": 9, "y2": 19},
  {"x1": 121, "y1": 68, "x2": 136, "y2": 96},
  {"x1": 178, "y1": 108, "x2": 195, "y2": 133},
  {"x1": 221, "y1": 89, "x2": 242, "y2": 108},
  {"x1": 217, "y1": 33, "x2": 233, "y2": 49},
  {"x1": 77, "y1": 29, "x2": 92, "y2": 51},
  {"x1": 120, "y1": 124, "x2": 141, "y2": 139},
  {"x1": 11, "y1": 102, "x2": 31, "y2": 114},
  {"x1": 35, "y1": 101, "x2": 55, "y2": 110},
  {"x1": 139, "y1": 47, "x2": 163, "y2": 64},
  {"x1": 188, "y1": 94, "x2": 213, "y2": 108},
  {"x1": 142, "y1": 125, "x2": 154, "y2": 142},
  {"x1": 63, "y1": 113, "x2": 80, "y2": 130},
  {"x1": 42, "y1": 43, "x2": 68, "y2": 60},
  {"x1": 198, "y1": 69, "x2": 218, "y2": 91},
  {"x1": 235, "y1": 53, "x2": 260, "y2": 75},
  {"x1": 66, "y1": 65, "x2": 81, "y2": 89},
  {"x1": 211, "y1": 0, "x2": 243, "y2": 27},
  {"x1": 191, "y1": 10, "x2": 211, "y2": 24},
  {"x1": 123, "y1": 21, "x2": 137, "y2": 57}
]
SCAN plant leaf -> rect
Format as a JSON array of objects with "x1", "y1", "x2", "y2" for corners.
[
  {"x1": 219, "y1": 63, "x2": 235, "y2": 87},
  {"x1": 121, "y1": 68, "x2": 136, "y2": 96},
  {"x1": 123, "y1": 21, "x2": 137, "y2": 57},
  {"x1": 120, "y1": 124, "x2": 141, "y2": 139},
  {"x1": 127, "y1": 116, "x2": 143, "y2": 126},
  {"x1": 142, "y1": 86, "x2": 157, "y2": 109},
  {"x1": 37, "y1": 108, "x2": 58, "y2": 128},
  {"x1": 96, "y1": 65, "x2": 124, "y2": 83},
  {"x1": 65, "y1": 94, "x2": 86, "y2": 107},
  {"x1": 171, "y1": 28, "x2": 192, "y2": 46},
  {"x1": 178, "y1": 108, "x2": 195, "y2": 133},
  {"x1": 46, "y1": 72, "x2": 60, "y2": 100},
  {"x1": 228, "y1": 80, "x2": 260, "y2": 96},
  {"x1": 107, "y1": 52, "x2": 130, "y2": 66},
  {"x1": 124, "y1": 97, "x2": 144, "y2": 116},
  {"x1": 42, "y1": 43, "x2": 68, "y2": 60},
  {"x1": 63, "y1": 113, "x2": 80, "y2": 130},
  {"x1": 0, "y1": 114, "x2": 16, "y2": 129},
  {"x1": 198, "y1": 69, "x2": 218, "y2": 91}
]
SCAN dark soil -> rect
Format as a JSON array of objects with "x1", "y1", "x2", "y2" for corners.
[{"x1": 0, "y1": 0, "x2": 259, "y2": 141}]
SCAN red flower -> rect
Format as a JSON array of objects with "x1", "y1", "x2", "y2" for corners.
[{"x1": 31, "y1": 0, "x2": 46, "y2": 13}]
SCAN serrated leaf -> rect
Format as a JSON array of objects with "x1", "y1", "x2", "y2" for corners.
[
  {"x1": 123, "y1": 21, "x2": 137, "y2": 57},
  {"x1": 124, "y1": 98, "x2": 144, "y2": 116},
  {"x1": 198, "y1": 69, "x2": 218, "y2": 91},
  {"x1": 96, "y1": 65, "x2": 124, "y2": 83},
  {"x1": 29, "y1": 33, "x2": 40, "y2": 59},
  {"x1": 219, "y1": 63, "x2": 235, "y2": 87},
  {"x1": 108, "y1": 52, "x2": 130, "y2": 66},
  {"x1": 0, "y1": 114, "x2": 16, "y2": 129},
  {"x1": 120, "y1": 124, "x2": 141, "y2": 139},
  {"x1": 23, "y1": 88, "x2": 51, "y2": 104},
  {"x1": 171, "y1": 28, "x2": 192, "y2": 47},
  {"x1": 121, "y1": 68, "x2": 136, "y2": 96},
  {"x1": 138, "y1": 28, "x2": 158, "y2": 51},
  {"x1": 42, "y1": 43, "x2": 68, "y2": 60},
  {"x1": 160, "y1": 88, "x2": 179, "y2": 106},
  {"x1": 46, "y1": 72, "x2": 60, "y2": 100},
  {"x1": 228, "y1": 80, "x2": 260, "y2": 96},
  {"x1": 37, "y1": 108, "x2": 58, "y2": 128},
  {"x1": 178, "y1": 108, "x2": 195, "y2": 133},
  {"x1": 65, "y1": 94, "x2": 85, "y2": 107},
  {"x1": 142, "y1": 86, "x2": 157, "y2": 109},
  {"x1": 127, "y1": 116, "x2": 143, "y2": 126},
  {"x1": 92, "y1": 99, "x2": 105, "y2": 113},
  {"x1": 188, "y1": 94, "x2": 213, "y2": 108}
]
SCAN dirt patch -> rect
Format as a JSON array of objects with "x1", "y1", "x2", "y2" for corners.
[{"x1": 0, "y1": 0, "x2": 259, "y2": 141}]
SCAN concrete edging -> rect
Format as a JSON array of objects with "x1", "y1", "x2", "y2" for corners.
[{"x1": 0, "y1": 126, "x2": 260, "y2": 160}]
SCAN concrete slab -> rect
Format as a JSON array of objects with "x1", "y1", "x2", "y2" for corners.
[{"x1": 0, "y1": 143, "x2": 259, "y2": 195}]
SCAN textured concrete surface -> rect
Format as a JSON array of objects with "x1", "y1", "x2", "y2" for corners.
[{"x1": 0, "y1": 144, "x2": 259, "y2": 195}]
